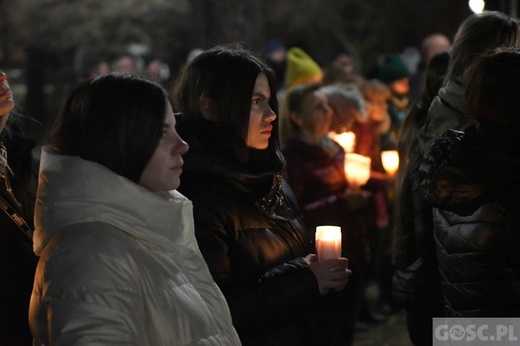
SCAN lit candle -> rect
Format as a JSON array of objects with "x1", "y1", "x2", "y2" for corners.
[
  {"x1": 329, "y1": 131, "x2": 356, "y2": 153},
  {"x1": 344, "y1": 153, "x2": 371, "y2": 189},
  {"x1": 315, "y1": 226, "x2": 342, "y2": 261},
  {"x1": 381, "y1": 150, "x2": 399, "y2": 176}
]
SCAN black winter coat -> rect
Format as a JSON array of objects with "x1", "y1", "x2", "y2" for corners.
[
  {"x1": 392, "y1": 144, "x2": 444, "y2": 315},
  {"x1": 420, "y1": 126, "x2": 520, "y2": 317},
  {"x1": 0, "y1": 128, "x2": 38, "y2": 346},
  {"x1": 178, "y1": 118, "x2": 355, "y2": 345}
]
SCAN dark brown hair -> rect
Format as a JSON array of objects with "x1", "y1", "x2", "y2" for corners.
[
  {"x1": 465, "y1": 47, "x2": 520, "y2": 130},
  {"x1": 172, "y1": 44, "x2": 279, "y2": 160},
  {"x1": 48, "y1": 73, "x2": 167, "y2": 182},
  {"x1": 449, "y1": 11, "x2": 519, "y2": 83}
]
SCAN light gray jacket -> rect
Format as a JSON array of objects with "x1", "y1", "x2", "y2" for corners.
[{"x1": 418, "y1": 80, "x2": 475, "y2": 155}]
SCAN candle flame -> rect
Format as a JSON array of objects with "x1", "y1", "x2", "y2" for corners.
[
  {"x1": 381, "y1": 150, "x2": 399, "y2": 176},
  {"x1": 316, "y1": 225, "x2": 342, "y2": 240},
  {"x1": 344, "y1": 153, "x2": 371, "y2": 186},
  {"x1": 329, "y1": 131, "x2": 356, "y2": 153}
]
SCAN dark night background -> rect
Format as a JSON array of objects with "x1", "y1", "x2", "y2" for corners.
[
  {"x1": 0, "y1": 1, "x2": 517, "y2": 344},
  {"x1": 0, "y1": 0, "x2": 516, "y2": 135}
]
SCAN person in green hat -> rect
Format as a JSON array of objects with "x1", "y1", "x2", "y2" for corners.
[
  {"x1": 377, "y1": 52, "x2": 411, "y2": 151},
  {"x1": 284, "y1": 47, "x2": 323, "y2": 89}
]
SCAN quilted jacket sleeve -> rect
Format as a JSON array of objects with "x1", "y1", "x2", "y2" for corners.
[{"x1": 30, "y1": 223, "x2": 146, "y2": 346}]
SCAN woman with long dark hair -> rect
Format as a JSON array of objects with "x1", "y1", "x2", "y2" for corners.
[{"x1": 174, "y1": 44, "x2": 354, "y2": 345}]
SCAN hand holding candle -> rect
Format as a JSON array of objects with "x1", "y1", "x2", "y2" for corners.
[
  {"x1": 315, "y1": 226, "x2": 342, "y2": 261},
  {"x1": 306, "y1": 254, "x2": 351, "y2": 295}
]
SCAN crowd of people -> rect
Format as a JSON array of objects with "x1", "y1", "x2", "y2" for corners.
[{"x1": 1, "y1": 9, "x2": 520, "y2": 346}]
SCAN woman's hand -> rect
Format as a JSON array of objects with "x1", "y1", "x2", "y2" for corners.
[{"x1": 305, "y1": 254, "x2": 352, "y2": 295}]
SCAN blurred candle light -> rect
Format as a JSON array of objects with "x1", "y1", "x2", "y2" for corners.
[
  {"x1": 329, "y1": 131, "x2": 356, "y2": 153},
  {"x1": 315, "y1": 226, "x2": 342, "y2": 260},
  {"x1": 344, "y1": 153, "x2": 371, "y2": 189},
  {"x1": 468, "y1": 0, "x2": 485, "y2": 13},
  {"x1": 381, "y1": 150, "x2": 399, "y2": 176}
]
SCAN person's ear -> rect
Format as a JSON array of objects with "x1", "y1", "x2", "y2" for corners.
[{"x1": 200, "y1": 96, "x2": 217, "y2": 121}]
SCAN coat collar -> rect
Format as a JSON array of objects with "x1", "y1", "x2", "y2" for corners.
[{"x1": 34, "y1": 146, "x2": 193, "y2": 256}]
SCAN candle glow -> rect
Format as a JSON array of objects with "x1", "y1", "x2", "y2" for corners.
[
  {"x1": 381, "y1": 150, "x2": 399, "y2": 176},
  {"x1": 344, "y1": 153, "x2": 371, "y2": 187},
  {"x1": 315, "y1": 226, "x2": 342, "y2": 261},
  {"x1": 329, "y1": 131, "x2": 356, "y2": 153}
]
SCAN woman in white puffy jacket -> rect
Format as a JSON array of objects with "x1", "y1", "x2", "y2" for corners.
[{"x1": 29, "y1": 73, "x2": 240, "y2": 345}]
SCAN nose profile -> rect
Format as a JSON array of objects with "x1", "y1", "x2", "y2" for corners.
[
  {"x1": 264, "y1": 108, "x2": 277, "y2": 122},
  {"x1": 172, "y1": 138, "x2": 189, "y2": 155}
]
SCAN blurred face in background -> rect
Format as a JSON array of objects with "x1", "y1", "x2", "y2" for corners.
[
  {"x1": 333, "y1": 53, "x2": 355, "y2": 73},
  {"x1": 390, "y1": 77, "x2": 410, "y2": 95},
  {"x1": 0, "y1": 71, "x2": 14, "y2": 133},
  {"x1": 298, "y1": 90, "x2": 333, "y2": 142},
  {"x1": 365, "y1": 94, "x2": 389, "y2": 122}
]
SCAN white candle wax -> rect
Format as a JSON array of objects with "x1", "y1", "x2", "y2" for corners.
[{"x1": 315, "y1": 226, "x2": 342, "y2": 261}]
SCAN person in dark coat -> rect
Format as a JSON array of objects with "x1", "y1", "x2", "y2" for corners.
[
  {"x1": 420, "y1": 47, "x2": 520, "y2": 317},
  {"x1": 392, "y1": 52, "x2": 449, "y2": 346},
  {"x1": 0, "y1": 70, "x2": 38, "y2": 346},
  {"x1": 173, "y1": 44, "x2": 355, "y2": 346}
]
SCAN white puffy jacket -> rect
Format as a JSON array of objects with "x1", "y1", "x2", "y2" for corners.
[{"x1": 29, "y1": 146, "x2": 241, "y2": 345}]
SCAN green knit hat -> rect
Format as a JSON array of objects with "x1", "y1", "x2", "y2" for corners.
[
  {"x1": 284, "y1": 47, "x2": 323, "y2": 88},
  {"x1": 378, "y1": 53, "x2": 410, "y2": 83}
]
